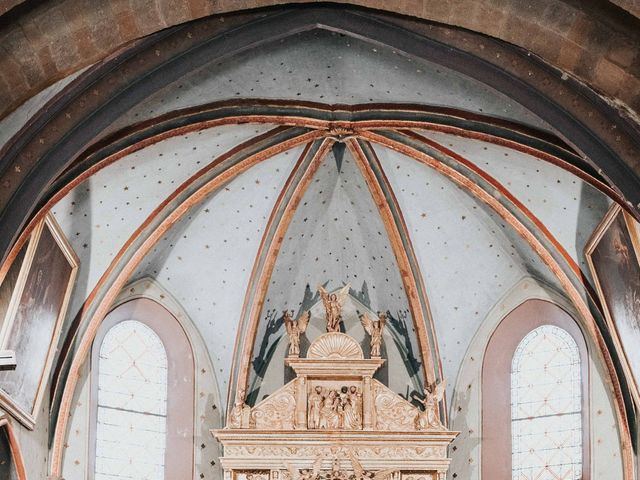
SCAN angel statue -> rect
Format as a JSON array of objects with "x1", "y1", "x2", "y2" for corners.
[
  {"x1": 285, "y1": 455, "x2": 323, "y2": 480},
  {"x1": 283, "y1": 310, "x2": 310, "y2": 357},
  {"x1": 228, "y1": 388, "x2": 251, "y2": 428},
  {"x1": 359, "y1": 311, "x2": 386, "y2": 357},
  {"x1": 412, "y1": 379, "x2": 447, "y2": 431},
  {"x1": 317, "y1": 283, "x2": 350, "y2": 332},
  {"x1": 348, "y1": 450, "x2": 397, "y2": 480}
]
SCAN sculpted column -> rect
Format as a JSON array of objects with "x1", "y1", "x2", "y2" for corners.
[
  {"x1": 362, "y1": 375, "x2": 373, "y2": 429},
  {"x1": 295, "y1": 376, "x2": 308, "y2": 429}
]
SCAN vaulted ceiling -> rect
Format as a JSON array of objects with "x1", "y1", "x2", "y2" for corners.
[
  {"x1": 36, "y1": 24, "x2": 616, "y2": 404},
  {"x1": 0, "y1": 8, "x2": 637, "y2": 471}
]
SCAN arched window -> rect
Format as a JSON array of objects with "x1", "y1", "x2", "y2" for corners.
[
  {"x1": 511, "y1": 325, "x2": 582, "y2": 480},
  {"x1": 95, "y1": 320, "x2": 168, "y2": 479},
  {"x1": 482, "y1": 299, "x2": 589, "y2": 480},
  {"x1": 90, "y1": 298, "x2": 194, "y2": 479}
]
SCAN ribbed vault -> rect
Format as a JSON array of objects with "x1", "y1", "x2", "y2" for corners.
[
  {"x1": 0, "y1": 10, "x2": 636, "y2": 478},
  {"x1": 1, "y1": 7, "x2": 639, "y2": 273},
  {"x1": 15, "y1": 103, "x2": 625, "y2": 478},
  {"x1": 16, "y1": 105, "x2": 626, "y2": 466}
]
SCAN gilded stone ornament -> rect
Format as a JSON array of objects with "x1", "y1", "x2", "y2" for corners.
[
  {"x1": 359, "y1": 311, "x2": 386, "y2": 357},
  {"x1": 411, "y1": 380, "x2": 446, "y2": 431},
  {"x1": 372, "y1": 381, "x2": 417, "y2": 432},
  {"x1": 228, "y1": 389, "x2": 252, "y2": 428},
  {"x1": 307, "y1": 333, "x2": 363, "y2": 360},
  {"x1": 215, "y1": 318, "x2": 456, "y2": 480},
  {"x1": 317, "y1": 284, "x2": 350, "y2": 332},
  {"x1": 250, "y1": 382, "x2": 296, "y2": 430},
  {"x1": 285, "y1": 455, "x2": 322, "y2": 480},
  {"x1": 284, "y1": 310, "x2": 310, "y2": 357},
  {"x1": 348, "y1": 450, "x2": 397, "y2": 480}
]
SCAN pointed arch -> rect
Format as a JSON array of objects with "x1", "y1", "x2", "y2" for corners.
[
  {"x1": 483, "y1": 299, "x2": 590, "y2": 480},
  {"x1": 42, "y1": 109, "x2": 636, "y2": 478},
  {"x1": 89, "y1": 297, "x2": 195, "y2": 478}
]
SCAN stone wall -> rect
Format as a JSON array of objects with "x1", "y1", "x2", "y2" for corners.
[{"x1": 0, "y1": 0, "x2": 639, "y2": 120}]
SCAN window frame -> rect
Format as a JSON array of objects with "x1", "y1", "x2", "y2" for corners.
[
  {"x1": 482, "y1": 299, "x2": 590, "y2": 480},
  {"x1": 88, "y1": 298, "x2": 194, "y2": 479}
]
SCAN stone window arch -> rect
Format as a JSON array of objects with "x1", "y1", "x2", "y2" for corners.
[
  {"x1": 482, "y1": 299, "x2": 590, "y2": 480},
  {"x1": 89, "y1": 298, "x2": 194, "y2": 479}
]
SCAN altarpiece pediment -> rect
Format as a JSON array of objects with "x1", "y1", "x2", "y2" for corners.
[{"x1": 214, "y1": 287, "x2": 457, "y2": 480}]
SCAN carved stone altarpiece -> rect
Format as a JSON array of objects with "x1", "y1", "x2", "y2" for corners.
[{"x1": 214, "y1": 329, "x2": 457, "y2": 480}]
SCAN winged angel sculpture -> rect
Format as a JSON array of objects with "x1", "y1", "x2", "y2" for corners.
[
  {"x1": 318, "y1": 284, "x2": 350, "y2": 332},
  {"x1": 412, "y1": 379, "x2": 447, "y2": 430},
  {"x1": 348, "y1": 451, "x2": 397, "y2": 480},
  {"x1": 358, "y1": 311, "x2": 386, "y2": 357},
  {"x1": 284, "y1": 310, "x2": 310, "y2": 357},
  {"x1": 286, "y1": 455, "x2": 323, "y2": 480}
]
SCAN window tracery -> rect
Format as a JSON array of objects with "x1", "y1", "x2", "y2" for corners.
[
  {"x1": 95, "y1": 320, "x2": 168, "y2": 480},
  {"x1": 89, "y1": 297, "x2": 195, "y2": 479},
  {"x1": 510, "y1": 325, "x2": 582, "y2": 480},
  {"x1": 482, "y1": 299, "x2": 589, "y2": 480}
]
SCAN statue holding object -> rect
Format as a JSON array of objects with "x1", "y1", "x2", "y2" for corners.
[
  {"x1": 284, "y1": 310, "x2": 310, "y2": 357},
  {"x1": 318, "y1": 284, "x2": 350, "y2": 332},
  {"x1": 359, "y1": 311, "x2": 386, "y2": 357}
]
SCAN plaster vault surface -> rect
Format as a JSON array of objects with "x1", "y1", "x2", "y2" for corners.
[{"x1": 44, "y1": 28, "x2": 613, "y2": 411}]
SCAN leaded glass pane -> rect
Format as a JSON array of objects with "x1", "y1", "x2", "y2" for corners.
[
  {"x1": 511, "y1": 325, "x2": 582, "y2": 480},
  {"x1": 95, "y1": 320, "x2": 168, "y2": 480}
]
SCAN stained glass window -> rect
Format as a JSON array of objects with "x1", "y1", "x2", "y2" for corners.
[
  {"x1": 95, "y1": 320, "x2": 168, "y2": 480},
  {"x1": 511, "y1": 325, "x2": 582, "y2": 480}
]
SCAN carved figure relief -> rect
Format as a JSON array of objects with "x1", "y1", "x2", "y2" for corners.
[
  {"x1": 308, "y1": 386, "x2": 324, "y2": 429},
  {"x1": 318, "y1": 284, "x2": 350, "y2": 332},
  {"x1": 359, "y1": 312, "x2": 386, "y2": 357},
  {"x1": 345, "y1": 385, "x2": 363, "y2": 429},
  {"x1": 309, "y1": 385, "x2": 363, "y2": 430},
  {"x1": 284, "y1": 310, "x2": 310, "y2": 357},
  {"x1": 328, "y1": 459, "x2": 349, "y2": 480},
  {"x1": 411, "y1": 380, "x2": 446, "y2": 431}
]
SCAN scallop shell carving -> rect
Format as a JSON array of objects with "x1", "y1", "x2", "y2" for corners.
[{"x1": 307, "y1": 333, "x2": 364, "y2": 360}]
